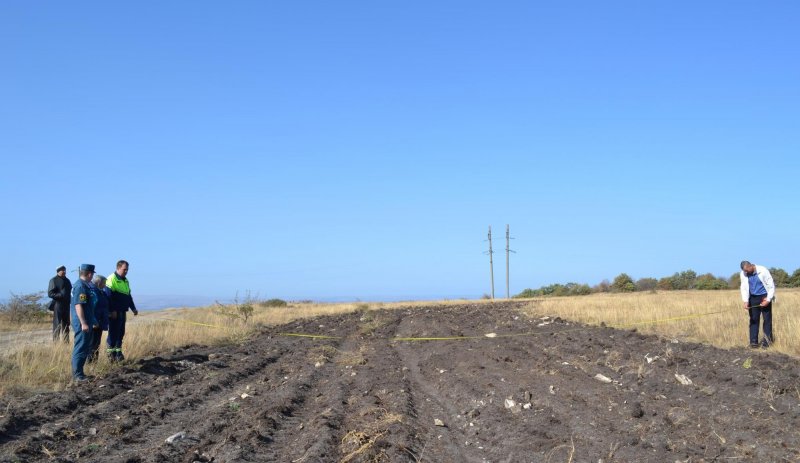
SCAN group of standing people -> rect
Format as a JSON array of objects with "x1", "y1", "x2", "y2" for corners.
[
  {"x1": 45, "y1": 259, "x2": 777, "y2": 380},
  {"x1": 47, "y1": 260, "x2": 138, "y2": 381}
]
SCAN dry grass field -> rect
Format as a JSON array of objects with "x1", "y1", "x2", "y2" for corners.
[
  {"x1": 1, "y1": 290, "x2": 798, "y2": 397},
  {"x1": 521, "y1": 288, "x2": 800, "y2": 356}
]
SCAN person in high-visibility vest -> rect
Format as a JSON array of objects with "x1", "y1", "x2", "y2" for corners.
[{"x1": 106, "y1": 259, "x2": 138, "y2": 361}]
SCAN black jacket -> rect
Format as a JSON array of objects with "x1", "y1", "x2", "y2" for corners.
[{"x1": 48, "y1": 275, "x2": 72, "y2": 313}]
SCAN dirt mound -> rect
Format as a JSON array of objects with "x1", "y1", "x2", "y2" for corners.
[{"x1": 2, "y1": 302, "x2": 799, "y2": 462}]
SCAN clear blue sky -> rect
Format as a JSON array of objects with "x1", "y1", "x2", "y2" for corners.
[{"x1": 1, "y1": 2, "x2": 798, "y2": 305}]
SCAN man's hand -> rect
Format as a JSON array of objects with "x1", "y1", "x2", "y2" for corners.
[
  {"x1": 81, "y1": 322, "x2": 90, "y2": 333},
  {"x1": 132, "y1": 310, "x2": 138, "y2": 316},
  {"x1": 760, "y1": 297, "x2": 770, "y2": 307},
  {"x1": 744, "y1": 301, "x2": 750, "y2": 310}
]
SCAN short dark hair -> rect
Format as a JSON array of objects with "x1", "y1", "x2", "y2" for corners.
[
  {"x1": 56, "y1": 266, "x2": 66, "y2": 273},
  {"x1": 740, "y1": 260, "x2": 752, "y2": 270},
  {"x1": 116, "y1": 260, "x2": 129, "y2": 269}
]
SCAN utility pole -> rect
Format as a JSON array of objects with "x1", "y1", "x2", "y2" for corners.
[
  {"x1": 505, "y1": 224, "x2": 514, "y2": 299},
  {"x1": 487, "y1": 226, "x2": 495, "y2": 300}
]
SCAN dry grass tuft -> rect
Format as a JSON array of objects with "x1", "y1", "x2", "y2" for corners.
[{"x1": 339, "y1": 409, "x2": 403, "y2": 462}]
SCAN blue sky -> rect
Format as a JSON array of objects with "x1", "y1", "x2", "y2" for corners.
[{"x1": 1, "y1": 2, "x2": 798, "y2": 305}]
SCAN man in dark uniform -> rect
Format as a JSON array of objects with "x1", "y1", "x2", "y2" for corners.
[
  {"x1": 48, "y1": 265, "x2": 72, "y2": 342},
  {"x1": 71, "y1": 264, "x2": 98, "y2": 381}
]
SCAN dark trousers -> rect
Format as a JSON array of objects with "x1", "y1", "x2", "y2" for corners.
[
  {"x1": 72, "y1": 328, "x2": 93, "y2": 379},
  {"x1": 107, "y1": 311, "x2": 126, "y2": 350},
  {"x1": 748, "y1": 294, "x2": 773, "y2": 346},
  {"x1": 52, "y1": 307, "x2": 70, "y2": 342},
  {"x1": 89, "y1": 327, "x2": 104, "y2": 363}
]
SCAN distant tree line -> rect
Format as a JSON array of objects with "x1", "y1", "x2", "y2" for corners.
[{"x1": 514, "y1": 267, "x2": 800, "y2": 298}]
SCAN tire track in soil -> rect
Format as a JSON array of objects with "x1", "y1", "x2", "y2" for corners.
[
  {"x1": 116, "y1": 347, "x2": 299, "y2": 463},
  {"x1": 4, "y1": 345, "x2": 293, "y2": 462},
  {"x1": 251, "y1": 336, "x2": 355, "y2": 463},
  {"x1": 391, "y1": 318, "x2": 484, "y2": 462},
  {"x1": 332, "y1": 310, "x2": 424, "y2": 463}
]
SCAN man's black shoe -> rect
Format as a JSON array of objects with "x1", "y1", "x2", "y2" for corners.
[{"x1": 749, "y1": 344, "x2": 760, "y2": 349}]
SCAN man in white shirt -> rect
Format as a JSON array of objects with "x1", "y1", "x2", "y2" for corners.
[{"x1": 739, "y1": 261, "x2": 775, "y2": 348}]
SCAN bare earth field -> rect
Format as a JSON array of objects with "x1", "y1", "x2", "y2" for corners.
[{"x1": 2, "y1": 301, "x2": 799, "y2": 462}]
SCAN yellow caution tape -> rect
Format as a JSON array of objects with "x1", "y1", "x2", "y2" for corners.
[
  {"x1": 157, "y1": 317, "x2": 231, "y2": 330},
  {"x1": 392, "y1": 335, "x2": 486, "y2": 342},
  {"x1": 277, "y1": 332, "x2": 343, "y2": 340}
]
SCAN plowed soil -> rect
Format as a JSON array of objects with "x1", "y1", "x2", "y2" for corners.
[{"x1": 2, "y1": 302, "x2": 799, "y2": 462}]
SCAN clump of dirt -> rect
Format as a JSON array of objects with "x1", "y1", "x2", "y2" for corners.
[{"x1": 2, "y1": 302, "x2": 799, "y2": 462}]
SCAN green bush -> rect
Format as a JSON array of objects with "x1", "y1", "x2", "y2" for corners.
[
  {"x1": 593, "y1": 279, "x2": 610, "y2": 293},
  {"x1": 0, "y1": 292, "x2": 49, "y2": 323},
  {"x1": 635, "y1": 278, "x2": 658, "y2": 291},
  {"x1": 611, "y1": 273, "x2": 636, "y2": 292},
  {"x1": 656, "y1": 277, "x2": 674, "y2": 290},
  {"x1": 259, "y1": 298, "x2": 288, "y2": 308},
  {"x1": 670, "y1": 270, "x2": 697, "y2": 290},
  {"x1": 513, "y1": 289, "x2": 538, "y2": 298},
  {"x1": 769, "y1": 267, "x2": 790, "y2": 287},
  {"x1": 694, "y1": 273, "x2": 729, "y2": 290},
  {"x1": 514, "y1": 282, "x2": 591, "y2": 298},
  {"x1": 789, "y1": 269, "x2": 800, "y2": 288},
  {"x1": 729, "y1": 272, "x2": 741, "y2": 289}
]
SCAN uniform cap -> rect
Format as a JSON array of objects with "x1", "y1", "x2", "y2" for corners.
[{"x1": 79, "y1": 264, "x2": 96, "y2": 273}]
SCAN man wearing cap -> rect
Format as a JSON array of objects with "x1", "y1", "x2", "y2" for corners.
[
  {"x1": 106, "y1": 260, "x2": 138, "y2": 361},
  {"x1": 48, "y1": 265, "x2": 72, "y2": 342},
  {"x1": 740, "y1": 261, "x2": 776, "y2": 348},
  {"x1": 71, "y1": 264, "x2": 98, "y2": 381}
]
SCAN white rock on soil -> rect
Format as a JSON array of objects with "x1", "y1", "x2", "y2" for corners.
[
  {"x1": 674, "y1": 374, "x2": 693, "y2": 386},
  {"x1": 165, "y1": 431, "x2": 186, "y2": 444},
  {"x1": 484, "y1": 333, "x2": 497, "y2": 338},
  {"x1": 594, "y1": 374, "x2": 613, "y2": 383},
  {"x1": 504, "y1": 398, "x2": 522, "y2": 413},
  {"x1": 434, "y1": 419, "x2": 445, "y2": 427}
]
